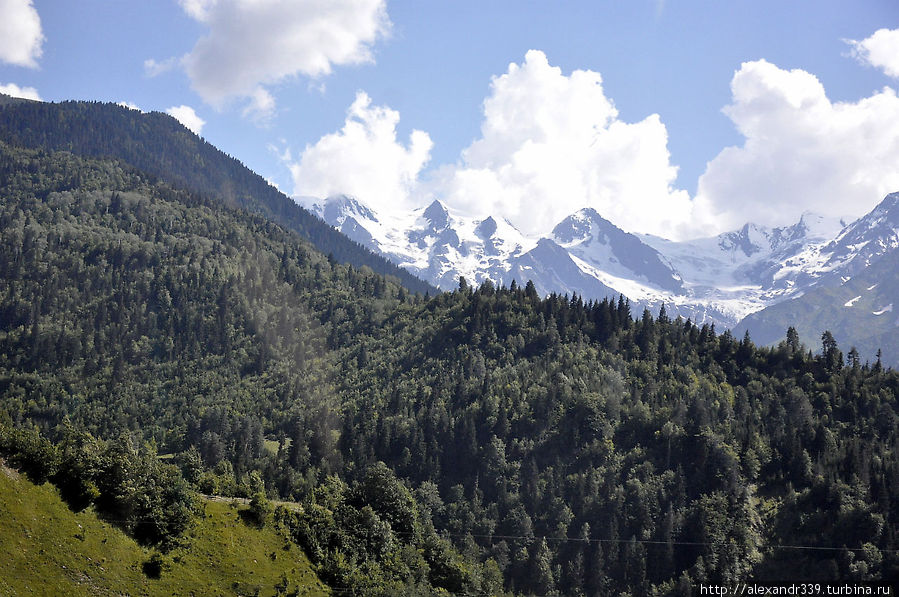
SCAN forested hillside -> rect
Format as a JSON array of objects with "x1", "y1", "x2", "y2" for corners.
[
  {"x1": 0, "y1": 143, "x2": 497, "y2": 595},
  {"x1": 0, "y1": 96, "x2": 435, "y2": 295},
  {"x1": 335, "y1": 284, "x2": 899, "y2": 592},
  {"x1": 1, "y1": 137, "x2": 897, "y2": 594}
]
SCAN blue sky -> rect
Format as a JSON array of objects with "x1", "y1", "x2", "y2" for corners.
[{"x1": 1, "y1": 1, "x2": 898, "y2": 239}]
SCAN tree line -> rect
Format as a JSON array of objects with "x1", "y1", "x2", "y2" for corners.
[{"x1": 0, "y1": 136, "x2": 897, "y2": 594}]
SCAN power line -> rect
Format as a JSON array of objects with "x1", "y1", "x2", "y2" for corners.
[
  {"x1": 43, "y1": 510, "x2": 899, "y2": 554},
  {"x1": 389, "y1": 529, "x2": 899, "y2": 554}
]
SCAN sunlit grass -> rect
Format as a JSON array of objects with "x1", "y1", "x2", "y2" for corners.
[{"x1": 0, "y1": 465, "x2": 329, "y2": 596}]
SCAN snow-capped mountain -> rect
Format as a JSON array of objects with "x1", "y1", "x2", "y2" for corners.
[
  {"x1": 811, "y1": 191, "x2": 899, "y2": 281},
  {"x1": 301, "y1": 196, "x2": 538, "y2": 290},
  {"x1": 732, "y1": 192, "x2": 899, "y2": 362},
  {"x1": 552, "y1": 209, "x2": 683, "y2": 293},
  {"x1": 301, "y1": 195, "x2": 683, "y2": 310},
  {"x1": 640, "y1": 213, "x2": 844, "y2": 292},
  {"x1": 301, "y1": 192, "x2": 899, "y2": 335}
]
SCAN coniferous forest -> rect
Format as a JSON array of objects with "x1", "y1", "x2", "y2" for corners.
[{"x1": 1, "y1": 101, "x2": 898, "y2": 595}]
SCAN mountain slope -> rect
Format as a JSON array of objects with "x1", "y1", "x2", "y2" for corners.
[
  {"x1": 0, "y1": 143, "x2": 502, "y2": 596},
  {"x1": 0, "y1": 96, "x2": 434, "y2": 295},
  {"x1": 307, "y1": 191, "x2": 899, "y2": 366},
  {"x1": 2, "y1": 139, "x2": 899, "y2": 593},
  {"x1": 553, "y1": 208, "x2": 683, "y2": 293},
  {"x1": 734, "y1": 248, "x2": 899, "y2": 364},
  {"x1": 0, "y1": 142, "x2": 345, "y2": 440},
  {"x1": 733, "y1": 192, "x2": 899, "y2": 364},
  {"x1": 0, "y1": 462, "x2": 328, "y2": 596},
  {"x1": 812, "y1": 192, "x2": 899, "y2": 282}
]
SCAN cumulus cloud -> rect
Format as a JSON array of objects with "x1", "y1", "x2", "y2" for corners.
[
  {"x1": 694, "y1": 59, "x2": 899, "y2": 230},
  {"x1": 291, "y1": 50, "x2": 697, "y2": 237},
  {"x1": 117, "y1": 101, "x2": 142, "y2": 111},
  {"x1": 0, "y1": 0, "x2": 43, "y2": 68},
  {"x1": 179, "y1": 0, "x2": 389, "y2": 111},
  {"x1": 431, "y1": 50, "x2": 696, "y2": 236},
  {"x1": 0, "y1": 82, "x2": 40, "y2": 100},
  {"x1": 846, "y1": 28, "x2": 899, "y2": 79},
  {"x1": 288, "y1": 91, "x2": 433, "y2": 211},
  {"x1": 166, "y1": 105, "x2": 206, "y2": 135},
  {"x1": 292, "y1": 49, "x2": 899, "y2": 240}
]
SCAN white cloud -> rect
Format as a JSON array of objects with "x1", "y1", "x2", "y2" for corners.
[
  {"x1": 242, "y1": 87, "x2": 276, "y2": 121},
  {"x1": 694, "y1": 59, "x2": 899, "y2": 231},
  {"x1": 117, "y1": 101, "x2": 142, "y2": 111},
  {"x1": 431, "y1": 50, "x2": 696, "y2": 237},
  {"x1": 288, "y1": 91, "x2": 432, "y2": 211},
  {"x1": 846, "y1": 28, "x2": 899, "y2": 79},
  {"x1": 180, "y1": 0, "x2": 216, "y2": 21},
  {"x1": 144, "y1": 57, "x2": 179, "y2": 78},
  {"x1": 179, "y1": 0, "x2": 390, "y2": 111},
  {"x1": 291, "y1": 51, "x2": 698, "y2": 237},
  {"x1": 0, "y1": 0, "x2": 43, "y2": 68},
  {"x1": 166, "y1": 105, "x2": 206, "y2": 135},
  {"x1": 290, "y1": 50, "x2": 899, "y2": 240},
  {"x1": 0, "y1": 82, "x2": 40, "y2": 100}
]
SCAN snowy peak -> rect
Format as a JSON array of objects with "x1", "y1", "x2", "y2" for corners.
[
  {"x1": 712, "y1": 213, "x2": 840, "y2": 264},
  {"x1": 552, "y1": 207, "x2": 609, "y2": 244},
  {"x1": 301, "y1": 193, "x2": 539, "y2": 291},
  {"x1": 832, "y1": 191, "x2": 899, "y2": 247},
  {"x1": 314, "y1": 194, "x2": 379, "y2": 226},
  {"x1": 808, "y1": 191, "x2": 899, "y2": 281},
  {"x1": 475, "y1": 216, "x2": 498, "y2": 240},
  {"x1": 718, "y1": 223, "x2": 771, "y2": 258},
  {"x1": 792, "y1": 211, "x2": 845, "y2": 241},
  {"x1": 873, "y1": 191, "x2": 899, "y2": 215},
  {"x1": 302, "y1": 190, "x2": 899, "y2": 335},
  {"x1": 421, "y1": 199, "x2": 450, "y2": 230},
  {"x1": 553, "y1": 208, "x2": 683, "y2": 293},
  {"x1": 302, "y1": 194, "x2": 383, "y2": 248}
]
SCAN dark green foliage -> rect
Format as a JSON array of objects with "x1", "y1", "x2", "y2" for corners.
[
  {"x1": 247, "y1": 491, "x2": 273, "y2": 527},
  {"x1": 0, "y1": 420, "x2": 197, "y2": 546},
  {"x1": 0, "y1": 424, "x2": 58, "y2": 483},
  {"x1": 0, "y1": 142, "x2": 396, "y2": 464},
  {"x1": 1, "y1": 127, "x2": 898, "y2": 595},
  {"x1": 142, "y1": 552, "x2": 165, "y2": 578},
  {"x1": 0, "y1": 98, "x2": 435, "y2": 295},
  {"x1": 329, "y1": 284, "x2": 899, "y2": 592},
  {"x1": 278, "y1": 464, "x2": 503, "y2": 596}
]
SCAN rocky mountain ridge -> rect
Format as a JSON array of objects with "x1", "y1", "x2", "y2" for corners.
[{"x1": 303, "y1": 192, "x2": 898, "y2": 351}]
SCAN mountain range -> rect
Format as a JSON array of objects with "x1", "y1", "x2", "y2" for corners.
[
  {"x1": 304, "y1": 191, "x2": 899, "y2": 363},
  {"x1": 2, "y1": 96, "x2": 898, "y2": 591}
]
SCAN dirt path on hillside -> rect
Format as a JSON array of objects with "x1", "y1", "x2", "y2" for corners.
[{"x1": 0, "y1": 458, "x2": 20, "y2": 480}]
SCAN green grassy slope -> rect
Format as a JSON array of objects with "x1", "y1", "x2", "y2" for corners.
[{"x1": 0, "y1": 462, "x2": 329, "y2": 596}]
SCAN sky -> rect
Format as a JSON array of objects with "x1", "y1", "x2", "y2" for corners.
[{"x1": 1, "y1": 1, "x2": 898, "y2": 240}]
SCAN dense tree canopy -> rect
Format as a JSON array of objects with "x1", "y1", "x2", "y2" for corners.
[
  {"x1": 0, "y1": 98, "x2": 435, "y2": 295},
  {"x1": 1, "y1": 132, "x2": 897, "y2": 594}
]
